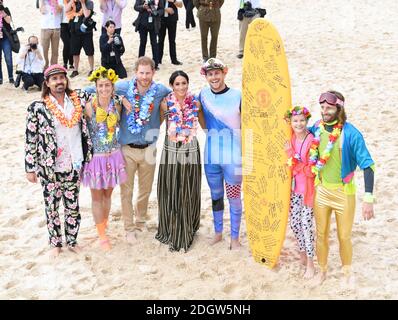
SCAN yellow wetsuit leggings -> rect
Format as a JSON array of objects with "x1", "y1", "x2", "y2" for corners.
[{"x1": 314, "y1": 185, "x2": 356, "y2": 273}]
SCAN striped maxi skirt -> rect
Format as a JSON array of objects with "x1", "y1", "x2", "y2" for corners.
[{"x1": 156, "y1": 136, "x2": 201, "y2": 252}]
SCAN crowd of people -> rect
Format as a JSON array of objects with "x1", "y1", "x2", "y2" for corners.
[
  {"x1": 0, "y1": 1, "x2": 267, "y2": 87},
  {"x1": 2, "y1": 0, "x2": 376, "y2": 287}
]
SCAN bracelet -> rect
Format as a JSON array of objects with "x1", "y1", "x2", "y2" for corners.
[{"x1": 363, "y1": 192, "x2": 375, "y2": 204}]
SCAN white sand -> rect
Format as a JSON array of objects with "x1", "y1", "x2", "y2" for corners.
[{"x1": 0, "y1": 0, "x2": 397, "y2": 299}]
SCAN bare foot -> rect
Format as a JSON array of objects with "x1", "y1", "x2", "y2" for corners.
[
  {"x1": 68, "y1": 245, "x2": 82, "y2": 254},
  {"x1": 126, "y1": 231, "x2": 137, "y2": 244},
  {"x1": 340, "y1": 272, "x2": 356, "y2": 291},
  {"x1": 310, "y1": 271, "x2": 326, "y2": 287},
  {"x1": 209, "y1": 233, "x2": 223, "y2": 246},
  {"x1": 49, "y1": 247, "x2": 61, "y2": 259},
  {"x1": 99, "y1": 238, "x2": 111, "y2": 251},
  {"x1": 299, "y1": 251, "x2": 307, "y2": 266},
  {"x1": 303, "y1": 259, "x2": 315, "y2": 279},
  {"x1": 230, "y1": 238, "x2": 241, "y2": 250}
]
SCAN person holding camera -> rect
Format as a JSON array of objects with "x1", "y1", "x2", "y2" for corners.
[
  {"x1": 66, "y1": 0, "x2": 95, "y2": 78},
  {"x1": 133, "y1": 0, "x2": 164, "y2": 70},
  {"x1": 100, "y1": 20, "x2": 127, "y2": 78},
  {"x1": 0, "y1": 0, "x2": 14, "y2": 85},
  {"x1": 40, "y1": 0, "x2": 63, "y2": 69},
  {"x1": 16, "y1": 35, "x2": 45, "y2": 91},
  {"x1": 193, "y1": 0, "x2": 224, "y2": 62},
  {"x1": 236, "y1": 0, "x2": 264, "y2": 59},
  {"x1": 99, "y1": 0, "x2": 127, "y2": 35},
  {"x1": 158, "y1": 0, "x2": 183, "y2": 66}
]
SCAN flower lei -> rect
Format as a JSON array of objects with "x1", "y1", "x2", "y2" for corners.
[
  {"x1": 92, "y1": 96, "x2": 118, "y2": 144},
  {"x1": 48, "y1": 0, "x2": 58, "y2": 15},
  {"x1": 126, "y1": 80, "x2": 157, "y2": 134},
  {"x1": 167, "y1": 92, "x2": 199, "y2": 144},
  {"x1": 309, "y1": 121, "x2": 343, "y2": 175},
  {"x1": 44, "y1": 91, "x2": 83, "y2": 128}
]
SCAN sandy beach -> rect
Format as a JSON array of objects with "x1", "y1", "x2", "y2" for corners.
[{"x1": 0, "y1": 0, "x2": 397, "y2": 299}]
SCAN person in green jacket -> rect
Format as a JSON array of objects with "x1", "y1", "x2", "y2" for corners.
[{"x1": 193, "y1": 0, "x2": 224, "y2": 62}]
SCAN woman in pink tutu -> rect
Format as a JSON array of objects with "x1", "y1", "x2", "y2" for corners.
[{"x1": 82, "y1": 66, "x2": 130, "y2": 250}]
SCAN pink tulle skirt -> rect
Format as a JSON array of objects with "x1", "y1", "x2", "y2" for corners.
[{"x1": 81, "y1": 149, "x2": 127, "y2": 189}]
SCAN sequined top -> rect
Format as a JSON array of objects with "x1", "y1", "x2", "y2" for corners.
[{"x1": 87, "y1": 97, "x2": 121, "y2": 154}]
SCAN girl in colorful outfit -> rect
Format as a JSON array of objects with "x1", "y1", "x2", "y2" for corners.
[
  {"x1": 284, "y1": 106, "x2": 316, "y2": 279},
  {"x1": 156, "y1": 70, "x2": 205, "y2": 252},
  {"x1": 309, "y1": 91, "x2": 375, "y2": 287},
  {"x1": 81, "y1": 66, "x2": 130, "y2": 251}
]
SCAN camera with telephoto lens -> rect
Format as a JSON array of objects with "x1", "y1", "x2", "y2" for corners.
[
  {"x1": 113, "y1": 34, "x2": 122, "y2": 46},
  {"x1": 80, "y1": 16, "x2": 97, "y2": 33},
  {"x1": 74, "y1": 0, "x2": 82, "y2": 12},
  {"x1": 14, "y1": 70, "x2": 23, "y2": 88}
]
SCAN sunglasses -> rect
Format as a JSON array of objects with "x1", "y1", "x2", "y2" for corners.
[{"x1": 319, "y1": 92, "x2": 344, "y2": 107}]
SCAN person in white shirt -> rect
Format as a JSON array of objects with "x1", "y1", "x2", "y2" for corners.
[
  {"x1": 40, "y1": 0, "x2": 63, "y2": 68},
  {"x1": 237, "y1": 0, "x2": 262, "y2": 59},
  {"x1": 17, "y1": 35, "x2": 45, "y2": 91}
]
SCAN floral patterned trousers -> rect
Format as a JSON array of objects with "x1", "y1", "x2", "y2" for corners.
[{"x1": 40, "y1": 170, "x2": 81, "y2": 248}]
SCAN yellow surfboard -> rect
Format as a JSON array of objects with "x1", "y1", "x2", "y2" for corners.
[{"x1": 242, "y1": 19, "x2": 292, "y2": 268}]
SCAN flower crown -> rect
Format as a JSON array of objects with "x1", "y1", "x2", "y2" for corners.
[
  {"x1": 88, "y1": 66, "x2": 119, "y2": 84},
  {"x1": 284, "y1": 106, "x2": 312, "y2": 121}
]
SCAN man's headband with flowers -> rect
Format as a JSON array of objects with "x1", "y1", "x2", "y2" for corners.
[
  {"x1": 200, "y1": 58, "x2": 227, "y2": 75},
  {"x1": 284, "y1": 106, "x2": 312, "y2": 121},
  {"x1": 319, "y1": 92, "x2": 344, "y2": 107},
  {"x1": 88, "y1": 66, "x2": 119, "y2": 84}
]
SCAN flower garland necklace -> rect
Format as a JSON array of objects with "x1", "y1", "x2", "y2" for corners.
[
  {"x1": 126, "y1": 79, "x2": 157, "y2": 134},
  {"x1": 93, "y1": 96, "x2": 118, "y2": 144},
  {"x1": 286, "y1": 133, "x2": 309, "y2": 168},
  {"x1": 44, "y1": 91, "x2": 82, "y2": 128},
  {"x1": 309, "y1": 121, "x2": 343, "y2": 175},
  {"x1": 48, "y1": 0, "x2": 57, "y2": 15},
  {"x1": 167, "y1": 92, "x2": 199, "y2": 144}
]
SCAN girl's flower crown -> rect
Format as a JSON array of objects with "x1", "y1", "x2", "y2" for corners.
[
  {"x1": 284, "y1": 105, "x2": 311, "y2": 121},
  {"x1": 88, "y1": 66, "x2": 119, "y2": 84}
]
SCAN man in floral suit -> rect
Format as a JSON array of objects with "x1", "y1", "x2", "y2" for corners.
[{"x1": 25, "y1": 64, "x2": 92, "y2": 257}]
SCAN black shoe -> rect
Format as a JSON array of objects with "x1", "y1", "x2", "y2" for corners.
[
  {"x1": 237, "y1": 53, "x2": 244, "y2": 59},
  {"x1": 70, "y1": 71, "x2": 79, "y2": 78},
  {"x1": 0, "y1": 80, "x2": 3, "y2": 85},
  {"x1": 171, "y1": 60, "x2": 183, "y2": 65},
  {"x1": 69, "y1": 65, "x2": 74, "y2": 70},
  {"x1": 63, "y1": 64, "x2": 68, "y2": 69},
  {"x1": 155, "y1": 65, "x2": 160, "y2": 71},
  {"x1": 9, "y1": 79, "x2": 14, "y2": 84}
]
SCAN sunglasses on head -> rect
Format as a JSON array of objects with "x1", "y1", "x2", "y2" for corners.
[{"x1": 319, "y1": 92, "x2": 344, "y2": 107}]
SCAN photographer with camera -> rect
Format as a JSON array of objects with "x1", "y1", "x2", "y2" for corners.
[
  {"x1": 99, "y1": 0, "x2": 127, "y2": 35},
  {"x1": 0, "y1": 0, "x2": 14, "y2": 85},
  {"x1": 133, "y1": 0, "x2": 164, "y2": 70},
  {"x1": 16, "y1": 35, "x2": 45, "y2": 91},
  {"x1": 39, "y1": 0, "x2": 63, "y2": 69},
  {"x1": 236, "y1": 0, "x2": 266, "y2": 59},
  {"x1": 100, "y1": 20, "x2": 127, "y2": 78},
  {"x1": 158, "y1": 0, "x2": 183, "y2": 66},
  {"x1": 66, "y1": 0, "x2": 95, "y2": 78}
]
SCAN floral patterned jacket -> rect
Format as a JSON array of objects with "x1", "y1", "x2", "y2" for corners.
[{"x1": 25, "y1": 93, "x2": 93, "y2": 182}]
